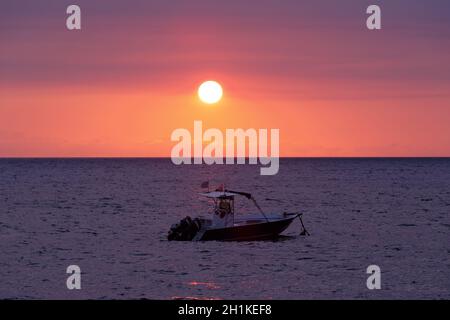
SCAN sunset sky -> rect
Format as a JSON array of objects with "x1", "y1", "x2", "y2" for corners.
[{"x1": 1, "y1": 0, "x2": 450, "y2": 157}]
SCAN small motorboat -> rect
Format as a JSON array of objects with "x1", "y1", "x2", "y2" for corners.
[{"x1": 167, "y1": 188, "x2": 309, "y2": 241}]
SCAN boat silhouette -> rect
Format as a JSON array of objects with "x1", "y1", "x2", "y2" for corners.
[{"x1": 168, "y1": 189, "x2": 308, "y2": 241}]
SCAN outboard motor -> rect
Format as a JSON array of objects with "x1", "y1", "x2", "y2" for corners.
[{"x1": 167, "y1": 216, "x2": 202, "y2": 241}]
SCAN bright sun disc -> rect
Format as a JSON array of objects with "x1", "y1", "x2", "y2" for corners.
[{"x1": 198, "y1": 81, "x2": 223, "y2": 104}]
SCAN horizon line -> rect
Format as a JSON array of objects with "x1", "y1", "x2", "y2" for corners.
[{"x1": 1, "y1": 156, "x2": 450, "y2": 159}]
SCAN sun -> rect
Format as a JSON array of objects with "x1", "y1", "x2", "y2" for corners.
[{"x1": 198, "y1": 80, "x2": 223, "y2": 104}]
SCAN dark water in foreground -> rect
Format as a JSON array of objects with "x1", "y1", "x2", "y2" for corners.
[{"x1": 0, "y1": 158, "x2": 449, "y2": 299}]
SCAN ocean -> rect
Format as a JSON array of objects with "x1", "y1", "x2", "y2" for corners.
[{"x1": 0, "y1": 158, "x2": 449, "y2": 299}]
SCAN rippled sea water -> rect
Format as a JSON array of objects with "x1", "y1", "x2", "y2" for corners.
[{"x1": 0, "y1": 158, "x2": 449, "y2": 299}]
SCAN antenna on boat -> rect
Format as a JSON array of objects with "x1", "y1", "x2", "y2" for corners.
[
  {"x1": 250, "y1": 196, "x2": 270, "y2": 222},
  {"x1": 221, "y1": 188, "x2": 270, "y2": 222}
]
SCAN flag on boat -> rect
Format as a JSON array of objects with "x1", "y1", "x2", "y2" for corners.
[
  {"x1": 200, "y1": 181, "x2": 209, "y2": 189},
  {"x1": 216, "y1": 183, "x2": 225, "y2": 192}
]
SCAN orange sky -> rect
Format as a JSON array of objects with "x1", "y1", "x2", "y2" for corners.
[{"x1": 1, "y1": 1, "x2": 450, "y2": 157}]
